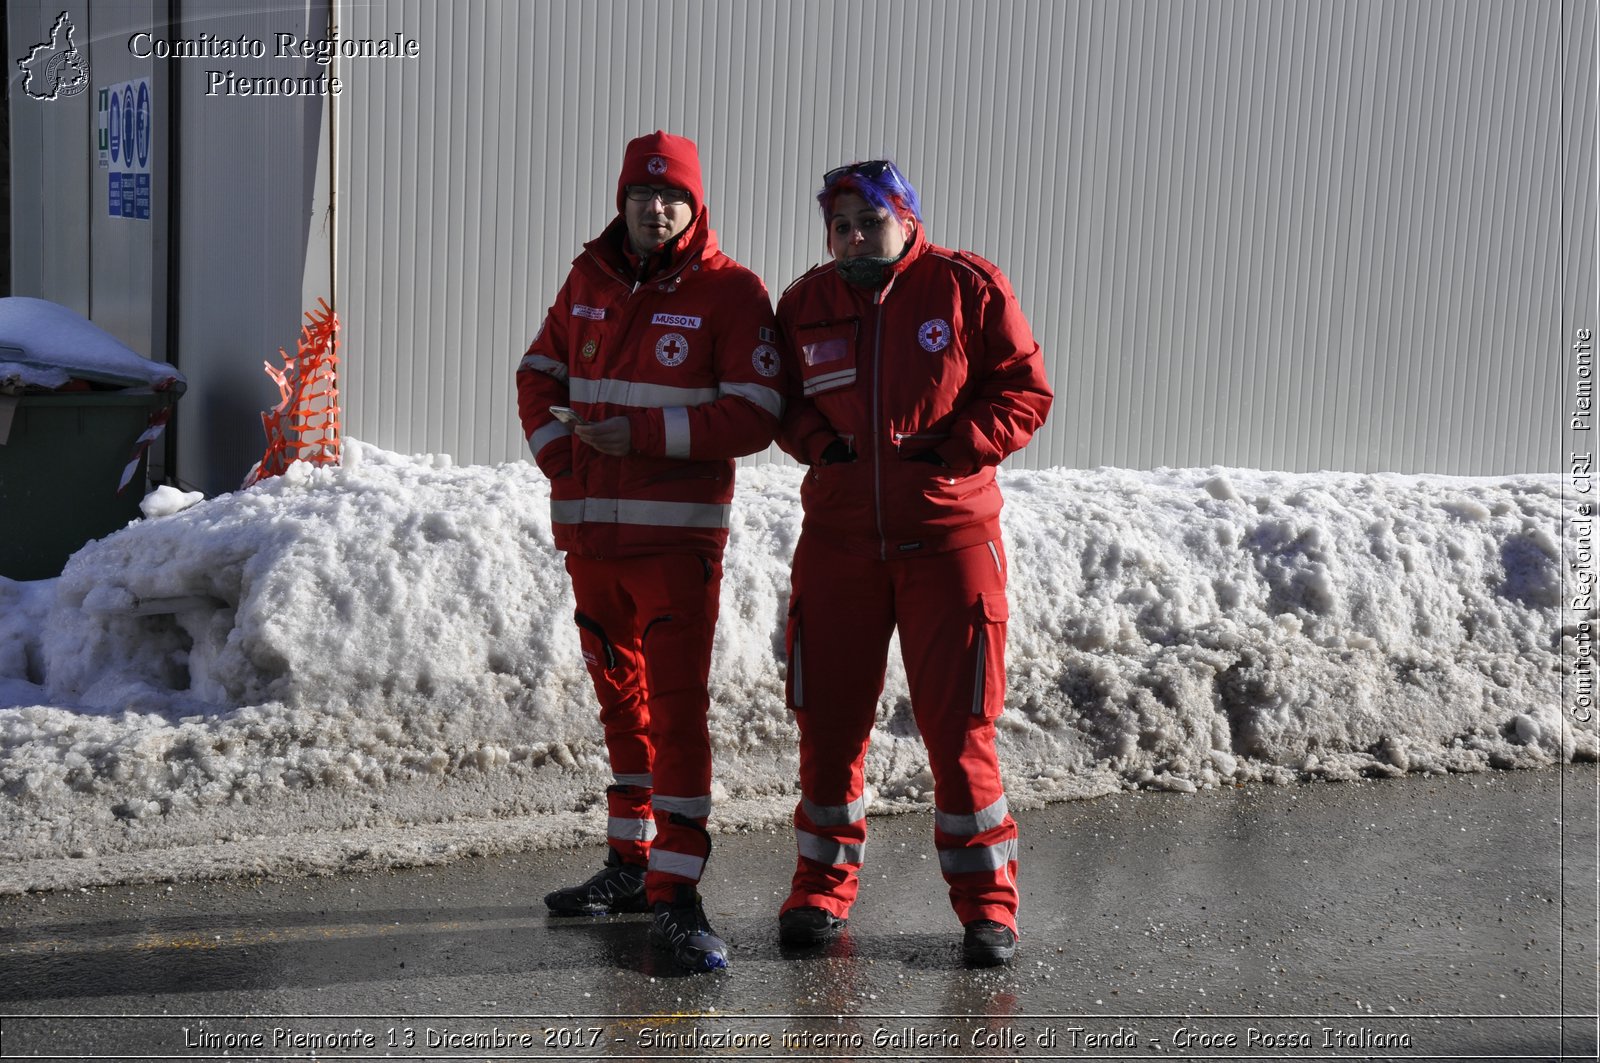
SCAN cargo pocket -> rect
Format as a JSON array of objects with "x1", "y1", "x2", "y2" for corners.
[
  {"x1": 795, "y1": 319, "x2": 860, "y2": 396},
  {"x1": 574, "y1": 610, "x2": 619, "y2": 673},
  {"x1": 971, "y1": 591, "x2": 1008, "y2": 718},
  {"x1": 784, "y1": 597, "x2": 804, "y2": 711}
]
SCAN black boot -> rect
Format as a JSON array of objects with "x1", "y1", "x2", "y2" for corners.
[
  {"x1": 650, "y1": 885, "x2": 729, "y2": 972},
  {"x1": 647, "y1": 813, "x2": 726, "y2": 971},
  {"x1": 962, "y1": 920, "x2": 1017, "y2": 967},
  {"x1": 543, "y1": 849, "x2": 648, "y2": 916},
  {"x1": 778, "y1": 906, "x2": 847, "y2": 946}
]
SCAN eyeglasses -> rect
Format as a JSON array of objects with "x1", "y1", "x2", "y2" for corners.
[
  {"x1": 624, "y1": 185, "x2": 691, "y2": 205},
  {"x1": 822, "y1": 160, "x2": 894, "y2": 186}
]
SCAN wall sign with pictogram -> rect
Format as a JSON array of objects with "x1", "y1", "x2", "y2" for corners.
[{"x1": 98, "y1": 77, "x2": 153, "y2": 220}]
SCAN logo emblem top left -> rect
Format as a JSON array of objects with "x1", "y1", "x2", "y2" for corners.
[{"x1": 17, "y1": 11, "x2": 91, "y2": 101}]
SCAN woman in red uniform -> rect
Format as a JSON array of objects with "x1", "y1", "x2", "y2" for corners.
[{"x1": 775, "y1": 160, "x2": 1053, "y2": 966}]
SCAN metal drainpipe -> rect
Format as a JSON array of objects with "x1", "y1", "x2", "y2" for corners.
[
  {"x1": 327, "y1": 0, "x2": 338, "y2": 321},
  {"x1": 161, "y1": 0, "x2": 182, "y2": 487}
]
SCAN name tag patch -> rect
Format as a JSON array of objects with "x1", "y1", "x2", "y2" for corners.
[
  {"x1": 572, "y1": 305, "x2": 607, "y2": 320},
  {"x1": 652, "y1": 313, "x2": 703, "y2": 329},
  {"x1": 803, "y1": 338, "x2": 849, "y2": 366}
]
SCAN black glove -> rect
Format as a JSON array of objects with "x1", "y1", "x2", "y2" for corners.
[
  {"x1": 906, "y1": 448, "x2": 948, "y2": 467},
  {"x1": 819, "y1": 439, "x2": 857, "y2": 465}
]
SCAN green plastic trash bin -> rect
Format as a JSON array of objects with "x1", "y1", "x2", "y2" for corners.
[
  {"x1": 0, "y1": 297, "x2": 186, "y2": 582},
  {"x1": 0, "y1": 389, "x2": 174, "y2": 581}
]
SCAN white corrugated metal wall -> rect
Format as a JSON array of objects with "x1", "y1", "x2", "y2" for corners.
[{"x1": 335, "y1": 0, "x2": 1596, "y2": 476}]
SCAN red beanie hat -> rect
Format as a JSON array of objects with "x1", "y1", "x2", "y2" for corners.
[{"x1": 616, "y1": 131, "x2": 704, "y2": 213}]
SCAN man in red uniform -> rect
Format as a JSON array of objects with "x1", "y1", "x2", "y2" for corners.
[
  {"x1": 775, "y1": 160, "x2": 1052, "y2": 966},
  {"x1": 516, "y1": 131, "x2": 782, "y2": 973}
]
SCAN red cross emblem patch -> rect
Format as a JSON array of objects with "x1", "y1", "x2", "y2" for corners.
[
  {"x1": 752, "y1": 343, "x2": 780, "y2": 378},
  {"x1": 918, "y1": 319, "x2": 952, "y2": 352},
  {"x1": 655, "y1": 331, "x2": 689, "y2": 367}
]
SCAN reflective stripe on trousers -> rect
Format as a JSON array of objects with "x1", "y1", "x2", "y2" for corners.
[
  {"x1": 935, "y1": 795, "x2": 1009, "y2": 836},
  {"x1": 938, "y1": 837, "x2": 1019, "y2": 875},
  {"x1": 653, "y1": 793, "x2": 713, "y2": 819},
  {"x1": 797, "y1": 829, "x2": 865, "y2": 867},
  {"x1": 802, "y1": 794, "x2": 867, "y2": 828},
  {"x1": 648, "y1": 848, "x2": 707, "y2": 879},
  {"x1": 608, "y1": 816, "x2": 657, "y2": 843}
]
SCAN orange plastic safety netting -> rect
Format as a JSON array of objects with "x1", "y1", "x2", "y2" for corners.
[{"x1": 243, "y1": 298, "x2": 341, "y2": 488}]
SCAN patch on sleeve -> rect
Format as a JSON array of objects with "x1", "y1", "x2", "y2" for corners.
[{"x1": 752, "y1": 344, "x2": 780, "y2": 378}]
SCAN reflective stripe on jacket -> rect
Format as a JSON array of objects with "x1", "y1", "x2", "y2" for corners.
[
  {"x1": 517, "y1": 211, "x2": 783, "y2": 558},
  {"x1": 775, "y1": 226, "x2": 1053, "y2": 557}
]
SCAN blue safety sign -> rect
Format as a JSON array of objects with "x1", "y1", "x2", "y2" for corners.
[
  {"x1": 100, "y1": 79, "x2": 153, "y2": 220},
  {"x1": 121, "y1": 92, "x2": 134, "y2": 169},
  {"x1": 108, "y1": 89, "x2": 121, "y2": 164},
  {"x1": 135, "y1": 82, "x2": 150, "y2": 168}
]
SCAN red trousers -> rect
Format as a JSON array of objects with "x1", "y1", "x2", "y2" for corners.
[
  {"x1": 565, "y1": 552, "x2": 720, "y2": 904},
  {"x1": 781, "y1": 534, "x2": 1019, "y2": 930}
]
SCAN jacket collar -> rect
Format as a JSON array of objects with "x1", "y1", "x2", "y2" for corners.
[
  {"x1": 584, "y1": 209, "x2": 717, "y2": 287},
  {"x1": 884, "y1": 220, "x2": 929, "y2": 280}
]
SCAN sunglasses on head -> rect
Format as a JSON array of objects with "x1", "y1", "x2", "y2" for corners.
[{"x1": 822, "y1": 160, "x2": 895, "y2": 186}]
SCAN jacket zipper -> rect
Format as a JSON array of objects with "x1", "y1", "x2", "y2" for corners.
[
  {"x1": 577, "y1": 247, "x2": 696, "y2": 556},
  {"x1": 581, "y1": 247, "x2": 697, "y2": 372},
  {"x1": 585, "y1": 245, "x2": 695, "y2": 310},
  {"x1": 870, "y1": 280, "x2": 895, "y2": 560}
]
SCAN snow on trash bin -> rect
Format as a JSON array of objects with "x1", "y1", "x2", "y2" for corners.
[{"x1": 0, "y1": 297, "x2": 185, "y2": 393}]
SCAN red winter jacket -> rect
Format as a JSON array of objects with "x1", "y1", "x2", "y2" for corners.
[
  {"x1": 776, "y1": 225, "x2": 1053, "y2": 558},
  {"x1": 517, "y1": 211, "x2": 782, "y2": 559}
]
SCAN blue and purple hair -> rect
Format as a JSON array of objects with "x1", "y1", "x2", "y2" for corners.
[{"x1": 817, "y1": 160, "x2": 923, "y2": 224}]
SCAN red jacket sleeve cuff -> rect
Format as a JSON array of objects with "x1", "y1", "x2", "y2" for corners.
[
  {"x1": 627, "y1": 409, "x2": 663, "y2": 456},
  {"x1": 534, "y1": 437, "x2": 572, "y2": 479}
]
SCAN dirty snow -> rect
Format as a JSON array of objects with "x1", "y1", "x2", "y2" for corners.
[{"x1": 0, "y1": 441, "x2": 1590, "y2": 892}]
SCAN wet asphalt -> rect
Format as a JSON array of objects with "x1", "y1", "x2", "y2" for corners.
[{"x1": 0, "y1": 765, "x2": 1595, "y2": 1063}]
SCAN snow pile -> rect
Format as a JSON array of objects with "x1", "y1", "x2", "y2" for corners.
[{"x1": 0, "y1": 442, "x2": 1589, "y2": 891}]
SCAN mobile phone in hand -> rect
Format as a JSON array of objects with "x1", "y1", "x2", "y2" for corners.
[{"x1": 549, "y1": 405, "x2": 588, "y2": 427}]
